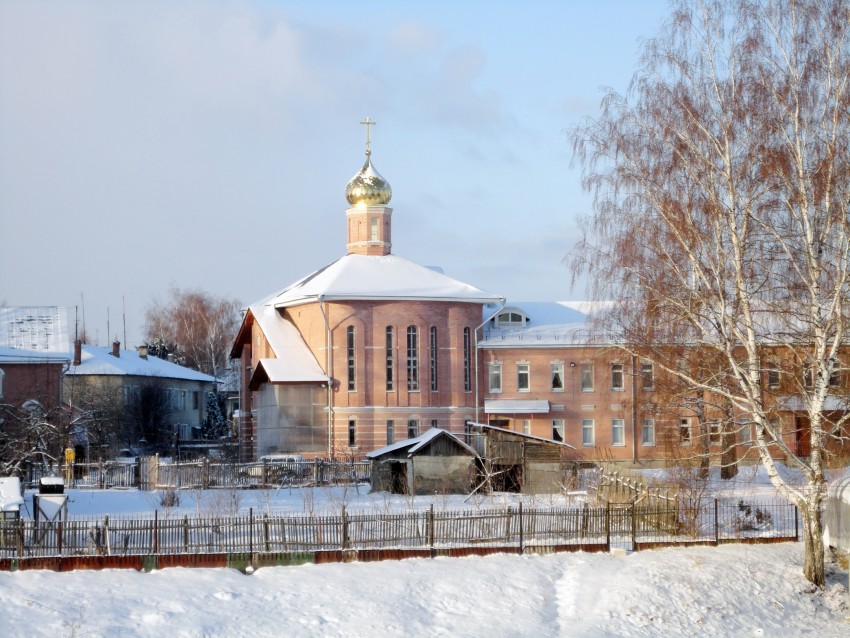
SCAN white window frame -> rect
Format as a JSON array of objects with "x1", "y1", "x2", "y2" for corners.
[
  {"x1": 517, "y1": 363, "x2": 530, "y2": 392},
  {"x1": 611, "y1": 363, "x2": 624, "y2": 392},
  {"x1": 580, "y1": 362, "x2": 594, "y2": 392},
  {"x1": 612, "y1": 418, "x2": 625, "y2": 446},
  {"x1": 640, "y1": 361, "x2": 654, "y2": 391},
  {"x1": 582, "y1": 419, "x2": 595, "y2": 447},
  {"x1": 488, "y1": 362, "x2": 502, "y2": 393},
  {"x1": 552, "y1": 419, "x2": 565, "y2": 442},
  {"x1": 522, "y1": 419, "x2": 531, "y2": 435},
  {"x1": 551, "y1": 362, "x2": 564, "y2": 392},
  {"x1": 709, "y1": 419, "x2": 721, "y2": 445},
  {"x1": 641, "y1": 418, "x2": 655, "y2": 446},
  {"x1": 679, "y1": 417, "x2": 691, "y2": 445}
]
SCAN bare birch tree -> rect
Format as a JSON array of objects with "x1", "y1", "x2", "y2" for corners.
[
  {"x1": 571, "y1": 0, "x2": 850, "y2": 586},
  {"x1": 144, "y1": 287, "x2": 241, "y2": 377}
]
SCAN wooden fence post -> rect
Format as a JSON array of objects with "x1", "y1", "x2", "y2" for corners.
[
  {"x1": 505, "y1": 506, "x2": 512, "y2": 544},
  {"x1": 58, "y1": 511, "x2": 63, "y2": 557},
  {"x1": 249, "y1": 508, "x2": 254, "y2": 555},
  {"x1": 153, "y1": 510, "x2": 159, "y2": 554},
  {"x1": 606, "y1": 502, "x2": 611, "y2": 550},
  {"x1": 518, "y1": 502, "x2": 524, "y2": 554},
  {"x1": 794, "y1": 505, "x2": 799, "y2": 542},
  {"x1": 631, "y1": 503, "x2": 636, "y2": 549},
  {"x1": 342, "y1": 506, "x2": 349, "y2": 550},
  {"x1": 714, "y1": 499, "x2": 719, "y2": 545},
  {"x1": 183, "y1": 516, "x2": 189, "y2": 553},
  {"x1": 428, "y1": 504, "x2": 435, "y2": 550},
  {"x1": 263, "y1": 514, "x2": 270, "y2": 552}
]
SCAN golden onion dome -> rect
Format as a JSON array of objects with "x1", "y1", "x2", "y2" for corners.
[{"x1": 345, "y1": 152, "x2": 392, "y2": 206}]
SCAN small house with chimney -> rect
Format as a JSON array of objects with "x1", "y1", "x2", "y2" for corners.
[{"x1": 64, "y1": 340, "x2": 216, "y2": 458}]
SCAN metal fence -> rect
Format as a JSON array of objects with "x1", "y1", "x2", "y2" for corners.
[
  {"x1": 22, "y1": 459, "x2": 371, "y2": 491},
  {"x1": 0, "y1": 499, "x2": 798, "y2": 559}
]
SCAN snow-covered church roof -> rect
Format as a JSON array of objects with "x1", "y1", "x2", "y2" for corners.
[{"x1": 260, "y1": 254, "x2": 504, "y2": 309}]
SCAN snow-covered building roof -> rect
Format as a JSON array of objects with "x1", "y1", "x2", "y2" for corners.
[
  {"x1": 366, "y1": 427, "x2": 478, "y2": 459},
  {"x1": 243, "y1": 302, "x2": 328, "y2": 386},
  {"x1": 65, "y1": 345, "x2": 215, "y2": 383},
  {"x1": 480, "y1": 301, "x2": 616, "y2": 348},
  {"x1": 260, "y1": 254, "x2": 504, "y2": 309},
  {"x1": 0, "y1": 306, "x2": 71, "y2": 363}
]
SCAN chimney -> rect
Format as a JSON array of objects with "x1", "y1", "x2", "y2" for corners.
[
  {"x1": 138, "y1": 345, "x2": 148, "y2": 360},
  {"x1": 111, "y1": 340, "x2": 120, "y2": 357},
  {"x1": 73, "y1": 339, "x2": 82, "y2": 367}
]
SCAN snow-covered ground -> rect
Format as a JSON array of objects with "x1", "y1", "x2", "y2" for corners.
[
  {"x1": 0, "y1": 542, "x2": 847, "y2": 637},
  {"x1": 1, "y1": 464, "x2": 848, "y2": 636}
]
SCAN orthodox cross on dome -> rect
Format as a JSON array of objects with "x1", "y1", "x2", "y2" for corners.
[{"x1": 360, "y1": 116, "x2": 376, "y2": 156}]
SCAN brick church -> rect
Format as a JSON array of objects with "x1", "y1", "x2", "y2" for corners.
[{"x1": 231, "y1": 122, "x2": 817, "y2": 465}]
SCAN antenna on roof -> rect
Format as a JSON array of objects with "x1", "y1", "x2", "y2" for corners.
[
  {"x1": 122, "y1": 296, "x2": 127, "y2": 349},
  {"x1": 80, "y1": 292, "x2": 86, "y2": 344},
  {"x1": 107, "y1": 307, "x2": 110, "y2": 347}
]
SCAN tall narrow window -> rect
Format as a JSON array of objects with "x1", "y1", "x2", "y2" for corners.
[
  {"x1": 430, "y1": 327, "x2": 438, "y2": 391},
  {"x1": 370, "y1": 217, "x2": 379, "y2": 241},
  {"x1": 407, "y1": 419, "x2": 418, "y2": 439},
  {"x1": 386, "y1": 327, "x2": 394, "y2": 391},
  {"x1": 679, "y1": 418, "x2": 691, "y2": 444},
  {"x1": 463, "y1": 327, "x2": 472, "y2": 392},
  {"x1": 386, "y1": 420, "x2": 394, "y2": 445},
  {"x1": 517, "y1": 363, "x2": 530, "y2": 392},
  {"x1": 640, "y1": 361, "x2": 654, "y2": 391},
  {"x1": 522, "y1": 419, "x2": 531, "y2": 434},
  {"x1": 489, "y1": 362, "x2": 502, "y2": 392},
  {"x1": 348, "y1": 419, "x2": 356, "y2": 447},
  {"x1": 803, "y1": 364, "x2": 814, "y2": 388},
  {"x1": 709, "y1": 420, "x2": 721, "y2": 444},
  {"x1": 612, "y1": 419, "x2": 625, "y2": 446},
  {"x1": 767, "y1": 368, "x2": 780, "y2": 390},
  {"x1": 407, "y1": 326, "x2": 419, "y2": 391},
  {"x1": 642, "y1": 418, "x2": 655, "y2": 446},
  {"x1": 552, "y1": 419, "x2": 565, "y2": 442},
  {"x1": 431, "y1": 419, "x2": 438, "y2": 429},
  {"x1": 582, "y1": 419, "x2": 595, "y2": 447},
  {"x1": 347, "y1": 326, "x2": 355, "y2": 391},
  {"x1": 611, "y1": 363, "x2": 624, "y2": 391},
  {"x1": 581, "y1": 363, "x2": 594, "y2": 392},
  {"x1": 551, "y1": 362, "x2": 564, "y2": 391}
]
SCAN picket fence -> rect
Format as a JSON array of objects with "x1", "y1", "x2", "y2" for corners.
[{"x1": 0, "y1": 499, "x2": 798, "y2": 562}]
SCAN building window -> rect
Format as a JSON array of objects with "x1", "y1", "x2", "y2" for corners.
[
  {"x1": 193, "y1": 391, "x2": 200, "y2": 410},
  {"x1": 641, "y1": 362, "x2": 654, "y2": 391},
  {"x1": 430, "y1": 327, "x2": 438, "y2": 392},
  {"x1": 370, "y1": 217, "x2": 379, "y2": 241},
  {"x1": 803, "y1": 364, "x2": 814, "y2": 389},
  {"x1": 582, "y1": 419, "x2": 595, "y2": 447},
  {"x1": 386, "y1": 420, "x2": 394, "y2": 445},
  {"x1": 552, "y1": 419, "x2": 564, "y2": 442},
  {"x1": 180, "y1": 390, "x2": 187, "y2": 410},
  {"x1": 407, "y1": 419, "x2": 418, "y2": 439},
  {"x1": 495, "y1": 311, "x2": 527, "y2": 327},
  {"x1": 431, "y1": 419, "x2": 438, "y2": 429},
  {"x1": 0, "y1": 368, "x2": 4, "y2": 399},
  {"x1": 680, "y1": 418, "x2": 691, "y2": 445},
  {"x1": 407, "y1": 326, "x2": 419, "y2": 391},
  {"x1": 612, "y1": 419, "x2": 625, "y2": 446},
  {"x1": 767, "y1": 368, "x2": 780, "y2": 390},
  {"x1": 611, "y1": 363, "x2": 624, "y2": 391},
  {"x1": 347, "y1": 326, "x2": 356, "y2": 391},
  {"x1": 737, "y1": 418, "x2": 751, "y2": 444},
  {"x1": 581, "y1": 363, "x2": 594, "y2": 392},
  {"x1": 463, "y1": 327, "x2": 472, "y2": 392},
  {"x1": 348, "y1": 419, "x2": 356, "y2": 447},
  {"x1": 386, "y1": 327, "x2": 394, "y2": 391},
  {"x1": 489, "y1": 362, "x2": 502, "y2": 393},
  {"x1": 517, "y1": 363, "x2": 530, "y2": 392},
  {"x1": 642, "y1": 418, "x2": 655, "y2": 446},
  {"x1": 709, "y1": 420, "x2": 721, "y2": 445},
  {"x1": 830, "y1": 363, "x2": 841, "y2": 387},
  {"x1": 551, "y1": 362, "x2": 564, "y2": 392}
]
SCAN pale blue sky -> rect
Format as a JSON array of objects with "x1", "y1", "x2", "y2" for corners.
[{"x1": 0, "y1": 0, "x2": 671, "y2": 347}]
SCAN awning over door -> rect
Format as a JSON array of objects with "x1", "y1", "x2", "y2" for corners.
[{"x1": 484, "y1": 399, "x2": 550, "y2": 414}]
